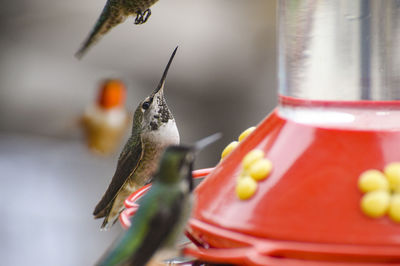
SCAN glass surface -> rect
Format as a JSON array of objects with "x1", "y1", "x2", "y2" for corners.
[
  {"x1": 278, "y1": 96, "x2": 400, "y2": 130},
  {"x1": 278, "y1": 0, "x2": 400, "y2": 101}
]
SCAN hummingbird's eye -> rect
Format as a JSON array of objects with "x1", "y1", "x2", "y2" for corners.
[{"x1": 142, "y1": 101, "x2": 150, "y2": 110}]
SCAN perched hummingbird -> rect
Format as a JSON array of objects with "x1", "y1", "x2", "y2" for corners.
[
  {"x1": 96, "y1": 133, "x2": 222, "y2": 266},
  {"x1": 76, "y1": 0, "x2": 159, "y2": 58},
  {"x1": 93, "y1": 47, "x2": 180, "y2": 229},
  {"x1": 81, "y1": 79, "x2": 130, "y2": 155}
]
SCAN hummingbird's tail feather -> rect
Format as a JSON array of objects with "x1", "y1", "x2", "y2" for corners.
[
  {"x1": 95, "y1": 181, "x2": 141, "y2": 229},
  {"x1": 75, "y1": 4, "x2": 125, "y2": 59},
  {"x1": 94, "y1": 199, "x2": 118, "y2": 229},
  {"x1": 100, "y1": 218, "x2": 111, "y2": 231},
  {"x1": 100, "y1": 215, "x2": 120, "y2": 230},
  {"x1": 100, "y1": 208, "x2": 125, "y2": 230}
]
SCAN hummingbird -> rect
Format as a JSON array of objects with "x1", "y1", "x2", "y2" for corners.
[
  {"x1": 93, "y1": 47, "x2": 180, "y2": 229},
  {"x1": 76, "y1": 0, "x2": 160, "y2": 58},
  {"x1": 81, "y1": 79, "x2": 130, "y2": 155},
  {"x1": 96, "y1": 133, "x2": 222, "y2": 266}
]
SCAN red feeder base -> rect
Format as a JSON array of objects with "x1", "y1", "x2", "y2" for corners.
[{"x1": 186, "y1": 101, "x2": 400, "y2": 264}]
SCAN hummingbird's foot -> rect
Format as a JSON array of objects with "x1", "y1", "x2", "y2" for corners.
[
  {"x1": 134, "y1": 9, "x2": 151, "y2": 25},
  {"x1": 142, "y1": 9, "x2": 151, "y2": 23}
]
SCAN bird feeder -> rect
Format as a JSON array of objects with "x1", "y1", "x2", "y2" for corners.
[{"x1": 122, "y1": 0, "x2": 400, "y2": 264}]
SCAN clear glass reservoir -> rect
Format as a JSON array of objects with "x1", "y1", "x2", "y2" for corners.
[{"x1": 278, "y1": 0, "x2": 400, "y2": 130}]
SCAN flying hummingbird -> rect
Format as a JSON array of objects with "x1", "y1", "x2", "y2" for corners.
[
  {"x1": 93, "y1": 47, "x2": 180, "y2": 229},
  {"x1": 76, "y1": 0, "x2": 159, "y2": 58},
  {"x1": 96, "y1": 133, "x2": 222, "y2": 266}
]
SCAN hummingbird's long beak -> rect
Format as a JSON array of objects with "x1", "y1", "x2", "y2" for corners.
[
  {"x1": 152, "y1": 46, "x2": 178, "y2": 97},
  {"x1": 193, "y1": 133, "x2": 222, "y2": 154}
]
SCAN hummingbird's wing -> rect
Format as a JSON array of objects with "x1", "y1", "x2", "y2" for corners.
[
  {"x1": 93, "y1": 134, "x2": 144, "y2": 219},
  {"x1": 96, "y1": 185, "x2": 185, "y2": 266},
  {"x1": 75, "y1": 0, "x2": 126, "y2": 59}
]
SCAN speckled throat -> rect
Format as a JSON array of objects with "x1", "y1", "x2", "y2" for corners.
[{"x1": 157, "y1": 97, "x2": 172, "y2": 123}]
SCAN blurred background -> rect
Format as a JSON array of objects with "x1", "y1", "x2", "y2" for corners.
[{"x1": 0, "y1": 0, "x2": 277, "y2": 265}]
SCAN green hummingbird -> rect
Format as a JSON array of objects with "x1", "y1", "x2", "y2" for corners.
[
  {"x1": 76, "y1": 0, "x2": 159, "y2": 58},
  {"x1": 96, "y1": 133, "x2": 221, "y2": 266},
  {"x1": 93, "y1": 47, "x2": 180, "y2": 229}
]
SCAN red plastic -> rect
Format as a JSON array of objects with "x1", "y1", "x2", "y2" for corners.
[
  {"x1": 185, "y1": 105, "x2": 400, "y2": 264},
  {"x1": 280, "y1": 95, "x2": 400, "y2": 108},
  {"x1": 185, "y1": 219, "x2": 400, "y2": 265}
]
